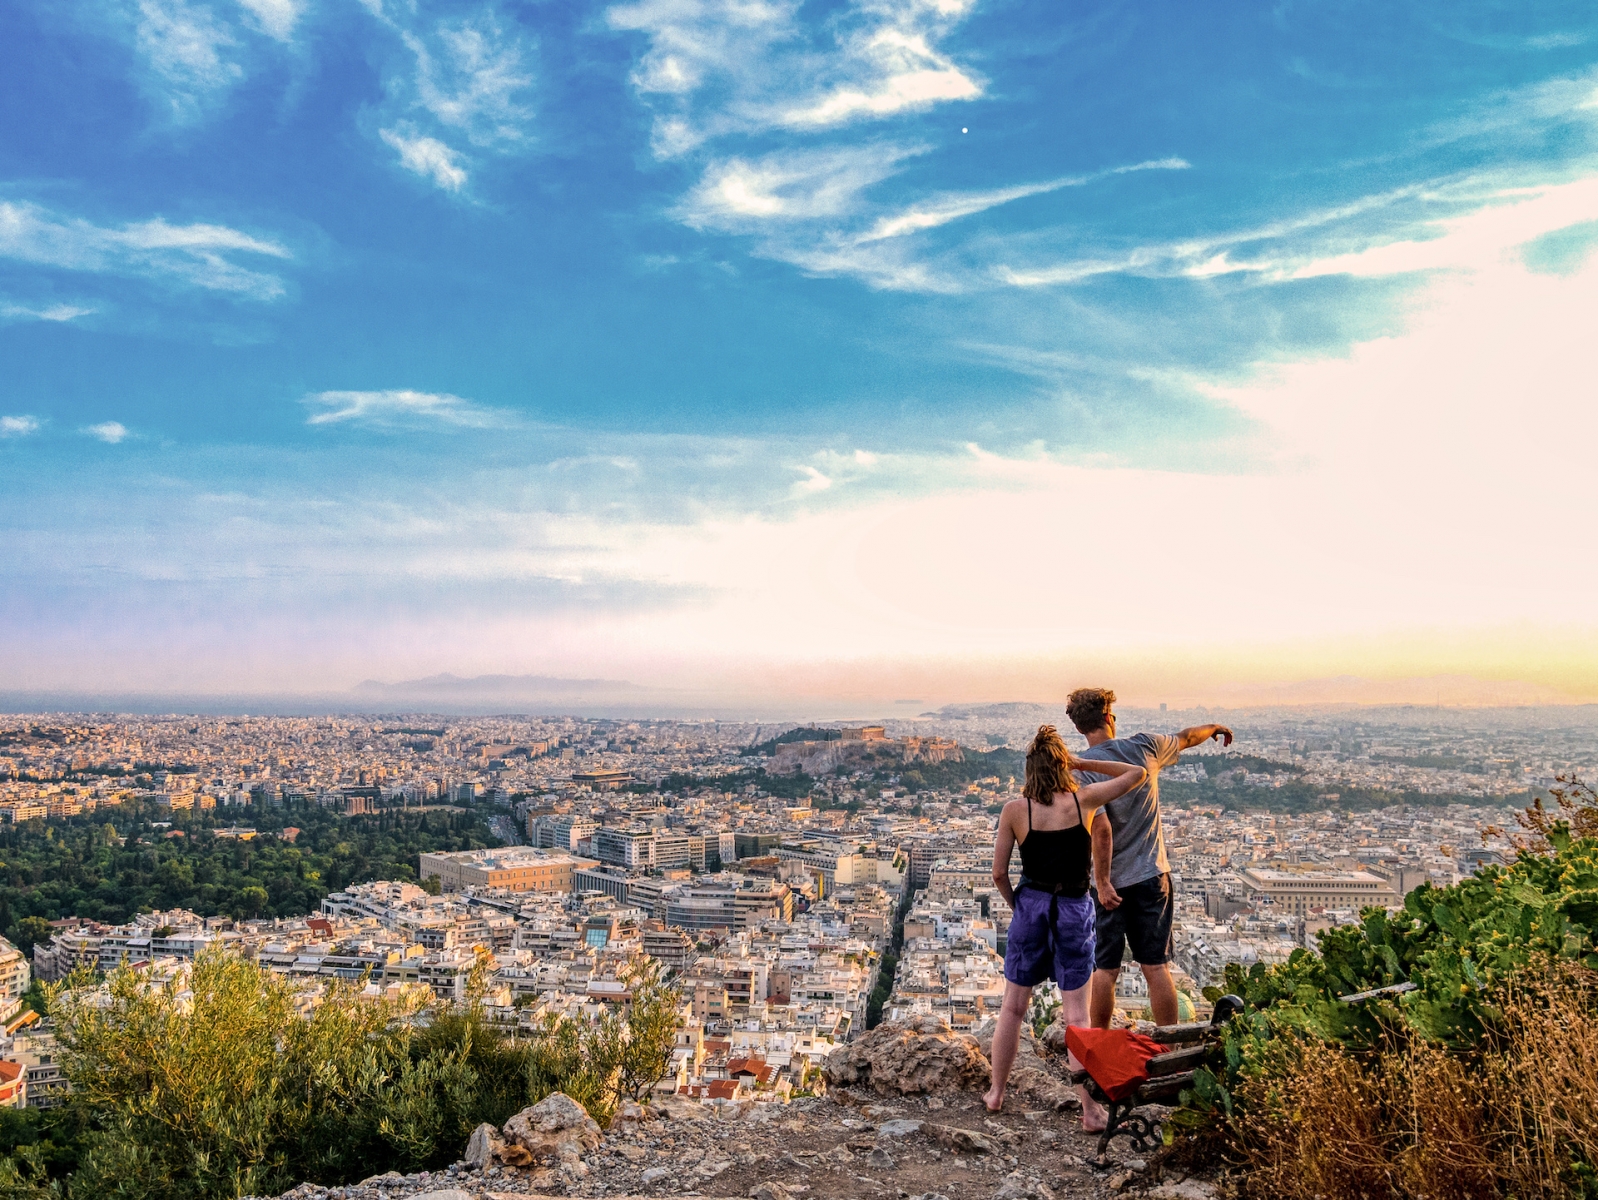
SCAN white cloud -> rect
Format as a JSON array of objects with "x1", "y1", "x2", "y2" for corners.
[
  {"x1": 302, "y1": 389, "x2": 511, "y2": 429},
  {"x1": 0, "y1": 301, "x2": 96, "y2": 322},
  {"x1": 673, "y1": 153, "x2": 1194, "y2": 291},
  {"x1": 992, "y1": 171, "x2": 1598, "y2": 289},
  {"x1": 780, "y1": 3, "x2": 981, "y2": 129},
  {"x1": 234, "y1": 0, "x2": 303, "y2": 41},
  {"x1": 679, "y1": 145, "x2": 918, "y2": 228},
  {"x1": 364, "y1": 3, "x2": 536, "y2": 192},
  {"x1": 380, "y1": 126, "x2": 470, "y2": 191},
  {"x1": 0, "y1": 200, "x2": 292, "y2": 299},
  {"x1": 858, "y1": 158, "x2": 1191, "y2": 243},
  {"x1": 84, "y1": 421, "x2": 130, "y2": 444},
  {"x1": 125, "y1": 0, "x2": 246, "y2": 121},
  {"x1": 608, "y1": 0, "x2": 982, "y2": 157},
  {"x1": 0, "y1": 416, "x2": 41, "y2": 438},
  {"x1": 236, "y1": 0, "x2": 304, "y2": 41}
]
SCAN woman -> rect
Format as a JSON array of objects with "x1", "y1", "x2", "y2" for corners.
[{"x1": 983, "y1": 724, "x2": 1147, "y2": 1126}]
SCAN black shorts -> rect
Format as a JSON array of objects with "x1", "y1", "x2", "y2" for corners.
[{"x1": 1093, "y1": 873, "x2": 1174, "y2": 970}]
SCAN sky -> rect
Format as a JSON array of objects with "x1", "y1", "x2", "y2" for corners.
[{"x1": 3, "y1": 0, "x2": 1598, "y2": 712}]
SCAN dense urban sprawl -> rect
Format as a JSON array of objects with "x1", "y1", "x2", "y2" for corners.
[{"x1": 0, "y1": 703, "x2": 1590, "y2": 1110}]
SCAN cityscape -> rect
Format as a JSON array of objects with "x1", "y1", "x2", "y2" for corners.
[{"x1": 0, "y1": 702, "x2": 1587, "y2": 1113}]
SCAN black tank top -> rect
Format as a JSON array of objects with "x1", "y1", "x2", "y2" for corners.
[{"x1": 1017, "y1": 792, "x2": 1092, "y2": 898}]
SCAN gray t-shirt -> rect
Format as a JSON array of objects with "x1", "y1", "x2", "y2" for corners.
[{"x1": 1076, "y1": 732, "x2": 1183, "y2": 889}]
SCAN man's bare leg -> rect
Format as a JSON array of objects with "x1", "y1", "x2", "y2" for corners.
[
  {"x1": 1140, "y1": 962, "x2": 1180, "y2": 1027},
  {"x1": 982, "y1": 981, "x2": 1032, "y2": 1113},
  {"x1": 1059, "y1": 979, "x2": 1108, "y2": 1132},
  {"x1": 1090, "y1": 967, "x2": 1119, "y2": 1028}
]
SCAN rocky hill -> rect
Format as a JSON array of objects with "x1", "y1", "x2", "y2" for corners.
[{"x1": 252, "y1": 1018, "x2": 1218, "y2": 1200}]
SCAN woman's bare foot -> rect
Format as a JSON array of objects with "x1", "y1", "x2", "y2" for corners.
[
  {"x1": 982, "y1": 1086, "x2": 1005, "y2": 1113},
  {"x1": 1079, "y1": 1087, "x2": 1107, "y2": 1132}
]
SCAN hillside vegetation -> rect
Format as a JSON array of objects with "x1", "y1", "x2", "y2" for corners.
[
  {"x1": 1179, "y1": 778, "x2": 1598, "y2": 1199},
  {"x1": 0, "y1": 953, "x2": 679, "y2": 1199}
]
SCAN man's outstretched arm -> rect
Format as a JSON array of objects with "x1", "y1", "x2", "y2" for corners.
[{"x1": 1175, "y1": 723, "x2": 1233, "y2": 751}]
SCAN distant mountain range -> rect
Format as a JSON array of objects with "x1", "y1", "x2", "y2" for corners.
[{"x1": 353, "y1": 673, "x2": 647, "y2": 697}]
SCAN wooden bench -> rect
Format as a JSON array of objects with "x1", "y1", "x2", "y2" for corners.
[{"x1": 1067, "y1": 994, "x2": 1244, "y2": 1161}]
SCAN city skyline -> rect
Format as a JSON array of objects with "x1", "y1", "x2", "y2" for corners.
[{"x1": 4, "y1": 1, "x2": 1598, "y2": 705}]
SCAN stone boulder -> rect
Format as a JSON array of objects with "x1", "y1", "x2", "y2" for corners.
[
  {"x1": 822, "y1": 1016, "x2": 990, "y2": 1095},
  {"x1": 501, "y1": 1092, "x2": 604, "y2": 1166}
]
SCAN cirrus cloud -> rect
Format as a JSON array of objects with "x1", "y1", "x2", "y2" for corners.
[{"x1": 301, "y1": 389, "x2": 513, "y2": 429}]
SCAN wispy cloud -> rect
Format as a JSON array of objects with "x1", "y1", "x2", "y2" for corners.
[
  {"x1": 0, "y1": 200, "x2": 292, "y2": 299},
  {"x1": 302, "y1": 389, "x2": 512, "y2": 429},
  {"x1": 362, "y1": 2, "x2": 536, "y2": 193},
  {"x1": 679, "y1": 145, "x2": 921, "y2": 228},
  {"x1": 857, "y1": 158, "x2": 1191, "y2": 243},
  {"x1": 380, "y1": 126, "x2": 469, "y2": 191},
  {"x1": 0, "y1": 300, "x2": 96, "y2": 322},
  {"x1": 994, "y1": 172, "x2": 1598, "y2": 289},
  {"x1": 83, "y1": 421, "x2": 130, "y2": 444},
  {"x1": 237, "y1": 0, "x2": 305, "y2": 42},
  {"x1": 675, "y1": 152, "x2": 1192, "y2": 291},
  {"x1": 126, "y1": 0, "x2": 245, "y2": 121},
  {"x1": 609, "y1": 0, "x2": 982, "y2": 158},
  {"x1": 0, "y1": 416, "x2": 42, "y2": 438}
]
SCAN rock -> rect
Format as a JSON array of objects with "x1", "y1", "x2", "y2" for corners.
[
  {"x1": 749, "y1": 1185, "x2": 795, "y2": 1200},
  {"x1": 876, "y1": 1118, "x2": 924, "y2": 1138},
  {"x1": 867, "y1": 1147, "x2": 896, "y2": 1170},
  {"x1": 994, "y1": 1172, "x2": 1056, "y2": 1200},
  {"x1": 410, "y1": 1192, "x2": 474, "y2": 1200},
  {"x1": 463, "y1": 1122, "x2": 497, "y2": 1170},
  {"x1": 925, "y1": 1123, "x2": 999, "y2": 1155},
  {"x1": 1144, "y1": 1183, "x2": 1219, "y2": 1199},
  {"x1": 642, "y1": 1166, "x2": 672, "y2": 1185},
  {"x1": 501, "y1": 1092, "x2": 604, "y2": 1165},
  {"x1": 616, "y1": 1100, "x2": 653, "y2": 1122},
  {"x1": 822, "y1": 1016, "x2": 991, "y2": 1095},
  {"x1": 697, "y1": 1160, "x2": 733, "y2": 1178},
  {"x1": 654, "y1": 1094, "x2": 713, "y2": 1121}
]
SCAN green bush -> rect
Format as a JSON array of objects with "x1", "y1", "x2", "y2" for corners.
[{"x1": 14, "y1": 947, "x2": 682, "y2": 1200}]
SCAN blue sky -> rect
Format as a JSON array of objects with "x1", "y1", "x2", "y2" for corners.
[{"x1": 4, "y1": 0, "x2": 1598, "y2": 707}]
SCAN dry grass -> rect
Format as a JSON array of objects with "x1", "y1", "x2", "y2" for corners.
[{"x1": 1230, "y1": 960, "x2": 1598, "y2": 1200}]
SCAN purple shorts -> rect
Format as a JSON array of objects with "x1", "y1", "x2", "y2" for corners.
[{"x1": 1004, "y1": 886, "x2": 1097, "y2": 992}]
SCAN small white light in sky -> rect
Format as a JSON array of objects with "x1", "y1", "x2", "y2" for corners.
[{"x1": 962, "y1": 127, "x2": 968, "y2": 133}]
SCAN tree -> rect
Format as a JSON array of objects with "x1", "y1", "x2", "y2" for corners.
[{"x1": 7, "y1": 916, "x2": 53, "y2": 957}]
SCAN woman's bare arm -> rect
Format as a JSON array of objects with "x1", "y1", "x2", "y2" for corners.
[
  {"x1": 991, "y1": 801, "x2": 1019, "y2": 907},
  {"x1": 1077, "y1": 765, "x2": 1146, "y2": 809},
  {"x1": 1069, "y1": 754, "x2": 1141, "y2": 778}
]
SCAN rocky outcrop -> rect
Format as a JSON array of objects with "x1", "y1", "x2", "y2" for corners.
[
  {"x1": 251, "y1": 1063, "x2": 1202, "y2": 1200},
  {"x1": 822, "y1": 1015, "x2": 991, "y2": 1095}
]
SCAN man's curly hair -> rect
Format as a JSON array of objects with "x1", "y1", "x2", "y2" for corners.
[{"x1": 1066, "y1": 687, "x2": 1116, "y2": 736}]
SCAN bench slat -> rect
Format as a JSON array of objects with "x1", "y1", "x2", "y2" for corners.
[
  {"x1": 1146, "y1": 1043, "x2": 1212, "y2": 1076},
  {"x1": 1150, "y1": 1021, "x2": 1218, "y2": 1043}
]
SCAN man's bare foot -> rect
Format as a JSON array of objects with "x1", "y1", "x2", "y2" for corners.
[{"x1": 982, "y1": 1087, "x2": 1005, "y2": 1113}]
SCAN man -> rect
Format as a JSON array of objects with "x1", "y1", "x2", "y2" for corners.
[{"x1": 1065, "y1": 687, "x2": 1232, "y2": 1028}]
